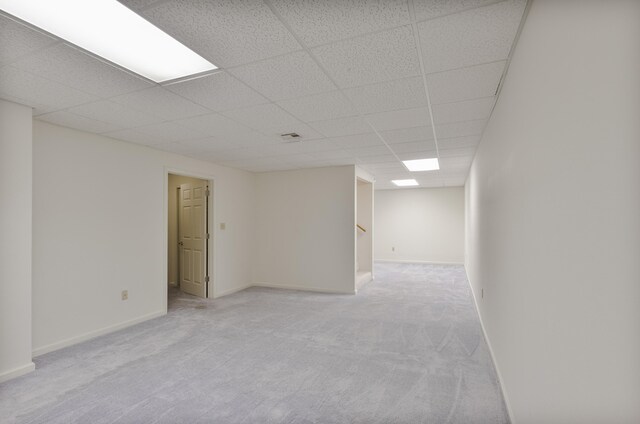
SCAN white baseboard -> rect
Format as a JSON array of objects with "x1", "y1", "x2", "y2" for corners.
[
  {"x1": 375, "y1": 259, "x2": 465, "y2": 265},
  {"x1": 253, "y1": 282, "x2": 355, "y2": 295},
  {"x1": 0, "y1": 362, "x2": 35, "y2": 384},
  {"x1": 465, "y1": 266, "x2": 515, "y2": 424},
  {"x1": 214, "y1": 283, "x2": 252, "y2": 298},
  {"x1": 32, "y1": 310, "x2": 165, "y2": 357}
]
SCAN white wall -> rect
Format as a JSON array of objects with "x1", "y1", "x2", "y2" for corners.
[
  {"x1": 0, "y1": 99, "x2": 34, "y2": 382},
  {"x1": 375, "y1": 187, "x2": 464, "y2": 264},
  {"x1": 32, "y1": 121, "x2": 256, "y2": 355},
  {"x1": 255, "y1": 166, "x2": 356, "y2": 294},
  {"x1": 356, "y1": 179, "x2": 373, "y2": 273},
  {"x1": 465, "y1": 1, "x2": 640, "y2": 422}
]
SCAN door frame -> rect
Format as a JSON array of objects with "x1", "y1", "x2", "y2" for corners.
[{"x1": 163, "y1": 167, "x2": 216, "y2": 311}]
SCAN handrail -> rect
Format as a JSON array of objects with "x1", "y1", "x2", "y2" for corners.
[{"x1": 357, "y1": 224, "x2": 366, "y2": 232}]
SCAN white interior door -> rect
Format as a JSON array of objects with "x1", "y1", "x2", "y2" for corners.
[{"x1": 178, "y1": 182, "x2": 208, "y2": 298}]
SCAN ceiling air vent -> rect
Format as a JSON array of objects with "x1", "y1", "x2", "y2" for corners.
[{"x1": 280, "y1": 132, "x2": 301, "y2": 143}]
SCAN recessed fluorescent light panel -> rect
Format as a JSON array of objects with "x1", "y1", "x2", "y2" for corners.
[
  {"x1": 0, "y1": 0, "x2": 217, "y2": 83},
  {"x1": 403, "y1": 158, "x2": 440, "y2": 172},
  {"x1": 392, "y1": 179, "x2": 419, "y2": 187}
]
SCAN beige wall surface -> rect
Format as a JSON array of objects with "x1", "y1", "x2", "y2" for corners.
[
  {"x1": 465, "y1": 1, "x2": 640, "y2": 422},
  {"x1": 32, "y1": 121, "x2": 257, "y2": 355},
  {"x1": 0, "y1": 99, "x2": 34, "y2": 382},
  {"x1": 255, "y1": 166, "x2": 356, "y2": 294},
  {"x1": 375, "y1": 187, "x2": 464, "y2": 264}
]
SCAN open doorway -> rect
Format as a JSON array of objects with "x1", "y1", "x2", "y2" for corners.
[
  {"x1": 168, "y1": 173, "x2": 211, "y2": 300},
  {"x1": 356, "y1": 178, "x2": 373, "y2": 291}
]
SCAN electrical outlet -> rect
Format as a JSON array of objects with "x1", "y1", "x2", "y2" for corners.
[
  {"x1": 121, "y1": 290, "x2": 128, "y2": 301},
  {"x1": 220, "y1": 222, "x2": 226, "y2": 230}
]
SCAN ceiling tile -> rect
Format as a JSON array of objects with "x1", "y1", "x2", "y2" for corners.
[
  {"x1": 174, "y1": 113, "x2": 270, "y2": 145},
  {"x1": 311, "y1": 116, "x2": 372, "y2": 137},
  {"x1": 164, "y1": 72, "x2": 268, "y2": 112},
  {"x1": 228, "y1": 51, "x2": 335, "y2": 101},
  {"x1": 346, "y1": 144, "x2": 392, "y2": 158},
  {"x1": 277, "y1": 91, "x2": 357, "y2": 122},
  {"x1": 366, "y1": 106, "x2": 431, "y2": 132},
  {"x1": 432, "y1": 97, "x2": 495, "y2": 124},
  {"x1": 177, "y1": 137, "x2": 238, "y2": 152},
  {"x1": 440, "y1": 156, "x2": 474, "y2": 169},
  {"x1": 37, "y1": 111, "x2": 120, "y2": 134},
  {"x1": 417, "y1": 0, "x2": 526, "y2": 73},
  {"x1": 110, "y1": 87, "x2": 209, "y2": 120},
  {"x1": 439, "y1": 147, "x2": 477, "y2": 157},
  {"x1": 438, "y1": 135, "x2": 480, "y2": 149},
  {"x1": 270, "y1": 0, "x2": 410, "y2": 47},
  {"x1": 426, "y1": 61, "x2": 505, "y2": 104},
  {"x1": 380, "y1": 126, "x2": 433, "y2": 144},
  {"x1": 397, "y1": 150, "x2": 439, "y2": 161},
  {"x1": 68, "y1": 100, "x2": 160, "y2": 129},
  {"x1": 133, "y1": 121, "x2": 210, "y2": 143},
  {"x1": 390, "y1": 140, "x2": 437, "y2": 154},
  {"x1": 306, "y1": 149, "x2": 353, "y2": 161},
  {"x1": 0, "y1": 14, "x2": 57, "y2": 65},
  {"x1": 221, "y1": 103, "x2": 299, "y2": 132},
  {"x1": 13, "y1": 44, "x2": 153, "y2": 98},
  {"x1": 413, "y1": 0, "x2": 501, "y2": 22},
  {"x1": 356, "y1": 154, "x2": 397, "y2": 164},
  {"x1": 135, "y1": 0, "x2": 300, "y2": 67},
  {"x1": 324, "y1": 133, "x2": 382, "y2": 149},
  {"x1": 343, "y1": 76, "x2": 428, "y2": 115},
  {"x1": 436, "y1": 119, "x2": 487, "y2": 139},
  {"x1": 104, "y1": 128, "x2": 173, "y2": 146},
  {"x1": 313, "y1": 25, "x2": 420, "y2": 88},
  {"x1": 0, "y1": 66, "x2": 97, "y2": 115}
]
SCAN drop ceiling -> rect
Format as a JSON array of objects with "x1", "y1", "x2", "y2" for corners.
[{"x1": 0, "y1": 0, "x2": 527, "y2": 189}]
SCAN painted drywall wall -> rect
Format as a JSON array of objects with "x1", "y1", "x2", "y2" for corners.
[
  {"x1": 356, "y1": 179, "x2": 373, "y2": 273},
  {"x1": 375, "y1": 187, "x2": 464, "y2": 264},
  {"x1": 167, "y1": 174, "x2": 208, "y2": 286},
  {"x1": 32, "y1": 121, "x2": 256, "y2": 355},
  {"x1": 255, "y1": 166, "x2": 356, "y2": 294},
  {"x1": 0, "y1": 99, "x2": 34, "y2": 382},
  {"x1": 464, "y1": 1, "x2": 640, "y2": 422}
]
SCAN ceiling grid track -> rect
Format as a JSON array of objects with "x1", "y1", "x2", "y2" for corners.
[{"x1": 407, "y1": 0, "x2": 444, "y2": 187}]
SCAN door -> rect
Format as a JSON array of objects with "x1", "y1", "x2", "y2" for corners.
[{"x1": 178, "y1": 181, "x2": 208, "y2": 297}]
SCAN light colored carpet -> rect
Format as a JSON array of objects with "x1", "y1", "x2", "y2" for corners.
[{"x1": 0, "y1": 262, "x2": 509, "y2": 423}]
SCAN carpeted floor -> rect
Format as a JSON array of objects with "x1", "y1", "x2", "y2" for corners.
[{"x1": 0, "y1": 262, "x2": 509, "y2": 423}]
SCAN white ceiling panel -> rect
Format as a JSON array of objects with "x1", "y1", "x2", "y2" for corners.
[
  {"x1": 440, "y1": 156, "x2": 474, "y2": 169},
  {"x1": 311, "y1": 116, "x2": 372, "y2": 138},
  {"x1": 37, "y1": 111, "x2": 120, "y2": 134},
  {"x1": 0, "y1": 14, "x2": 57, "y2": 65},
  {"x1": 397, "y1": 150, "x2": 439, "y2": 161},
  {"x1": 110, "y1": 87, "x2": 209, "y2": 120},
  {"x1": 105, "y1": 128, "x2": 178, "y2": 147},
  {"x1": 436, "y1": 119, "x2": 487, "y2": 139},
  {"x1": 277, "y1": 91, "x2": 357, "y2": 122},
  {"x1": 164, "y1": 72, "x2": 268, "y2": 112},
  {"x1": 12, "y1": 44, "x2": 153, "y2": 98},
  {"x1": 324, "y1": 133, "x2": 382, "y2": 149},
  {"x1": 426, "y1": 61, "x2": 505, "y2": 104},
  {"x1": 343, "y1": 76, "x2": 428, "y2": 115},
  {"x1": 68, "y1": 100, "x2": 160, "y2": 130},
  {"x1": 413, "y1": 0, "x2": 501, "y2": 22},
  {"x1": 418, "y1": 0, "x2": 526, "y2": 73},
  {"x1": 380, "y1": 126, "x2": 433, "y2": 144},
  {"x1": 229, "y1": 51, "x2": 335, "y2": 101},
  {"x1": 174, "y1": 113, "x2": 270, "y2": 145},
  {"x1": 132, "y1": 120, "x2": 210, "y2": 144},
  {"x1": 346, "y1": 144, "x2": 392, "y2": 158},
  {"x1": 439, "y1": 147, "x2": 477, "y2": 157},
  {"x1": 134, "y1": 0, "x2": 300, "y2": 68},
  {"x1": 390, "y1": 140, "x2": 437, "y2": 154},
  {"x1": 313, "y1": 25, "x2": 420, "y2": 88},
  {"x1": 366, "y1": 106, "x2": 431, "y2": 132},
  {"x1": 306, "y1": 149, "x2": 353, "y2": 160},
  {"x1": 0, "y1": 66, "x2": 97, "y2": 115},
  {"x1": 438, "y1": 135, "x2": 481, "y2": 149},
  {"x1": 269, "y1": 0, "x2": 410, "y2": 47},
  {"x1": 355, "y1": 154, "x2": 396, "y2": 164},
  {"x1": 432, "y1": 96, "x2": 495, "y2": 124}
]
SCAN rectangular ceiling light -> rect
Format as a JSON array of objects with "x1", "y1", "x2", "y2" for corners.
[
  {"x1": 403, "y1": 158, "x2": 440, "y2": 172},
  {"x1": 392, "y1": 179, "x2": 419, "y2": 187},
  {"x1": 0, "y1": 0, "x2": 217, "y2": 83}
]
